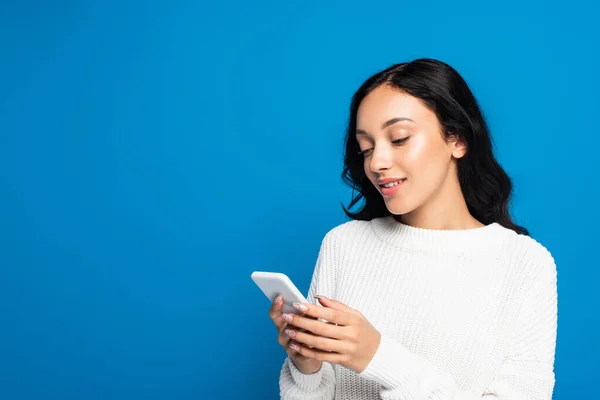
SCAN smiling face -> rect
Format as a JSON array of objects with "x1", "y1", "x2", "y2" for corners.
[{"x1": 355, "y1": 84, "x2": 466, "y2": 217}]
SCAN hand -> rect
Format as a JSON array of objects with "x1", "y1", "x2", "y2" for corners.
[
  {"x1": 281, "y1": 296, "x2": 381, "y2": 373},
  {"x1": 268, "y1": 295, "x2": 323, "y2": 374}
]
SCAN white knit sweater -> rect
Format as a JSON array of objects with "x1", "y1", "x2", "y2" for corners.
[{"x1": 279, "y1": 216, "x2": 557, "y2": 400}]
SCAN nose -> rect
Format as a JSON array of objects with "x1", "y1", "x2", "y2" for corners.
[{"x1": 369, "y1": 144, "x2": 393, "y2": 172}]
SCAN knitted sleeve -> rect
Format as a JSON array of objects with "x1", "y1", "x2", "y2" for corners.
[
  {"x1": 279, "y1": 230, "x2": 339, "y2": 400},
  {"x1": 358, "y1": 252, "x2": 558, "y2": 400}
]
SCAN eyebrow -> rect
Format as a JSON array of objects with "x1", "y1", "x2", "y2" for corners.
[{"x1": 356, "y1": 117, "x2": 415, "y2": 135}]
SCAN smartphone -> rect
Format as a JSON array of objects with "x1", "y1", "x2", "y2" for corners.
[{"x1": 251, "y1": 271, "x2": 308, "y2": 315}]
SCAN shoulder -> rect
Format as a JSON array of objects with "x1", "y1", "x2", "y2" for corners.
[
  {"x1": 320, "y1": 218, "x2": 374, "y2": 245},
  {"x1": 312, "y1": 219, "x2": 375, "y2": 260},
  {"x1": 495, "y1": 226, "x2": 557, "y2": 283},
  {"x1": 497, "y1": 226, "x2": 553, "y2": 258}
]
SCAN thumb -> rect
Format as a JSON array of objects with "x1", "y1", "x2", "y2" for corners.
[{"x1": 315, "y1": 295, "x2": 354, "y2": 312}]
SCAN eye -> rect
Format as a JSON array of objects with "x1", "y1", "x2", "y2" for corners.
[
  {"x1": 357, "y1": 137, "x2": 409, "y2": 157},
  {"x1": 357, "y1": 148, "x2": 373, "y2": 157},
  {"x1": 392, "y1": 137, "x2": 409, "y2": 145}
]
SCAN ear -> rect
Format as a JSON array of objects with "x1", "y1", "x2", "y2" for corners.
[{"x1": 448, "y1": 133, "x2": 467, "y2": 159}]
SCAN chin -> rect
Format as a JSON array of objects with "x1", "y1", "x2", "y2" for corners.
[{"x1": 382, "y1": 198, "x2": 417, "y2": 216}]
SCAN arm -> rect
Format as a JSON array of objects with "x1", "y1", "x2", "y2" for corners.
[
  {"x1": 279, "y1": 231, "x2": 338, "y2": 400},
  {"x1": 358, "y1": 256, "x2": 558, "y2": 400}
]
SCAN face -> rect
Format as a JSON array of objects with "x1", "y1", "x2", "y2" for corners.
[{"x1": 355, "y1": 84, "x2": 466, "y2": 216}]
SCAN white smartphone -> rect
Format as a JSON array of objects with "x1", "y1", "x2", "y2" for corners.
[{"x1": 251, "y1": 271, "x2": 308, "y2": 315}]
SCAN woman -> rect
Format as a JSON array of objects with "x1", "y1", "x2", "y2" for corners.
[{"x1": 268, "y1": 58, "x2": 557, "y2": 400}]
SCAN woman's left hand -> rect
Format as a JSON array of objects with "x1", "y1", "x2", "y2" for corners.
[{"x1": 281, "y1": 296, "x2": 381, "y2": 373}]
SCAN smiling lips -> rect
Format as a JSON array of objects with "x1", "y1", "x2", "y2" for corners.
[{"x1": 377, "y1": 178, "x2": 407, "y2": 196}]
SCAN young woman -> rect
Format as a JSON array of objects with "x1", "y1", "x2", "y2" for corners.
[{"x1": 268, "y1": 58, "x2": 557, "y2": 400}]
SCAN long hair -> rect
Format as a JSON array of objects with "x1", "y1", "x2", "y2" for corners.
[{"x1": 341, "y1": 58, "x2": 528, "y2": 235}]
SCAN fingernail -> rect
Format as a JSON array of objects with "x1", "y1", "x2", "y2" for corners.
[
  {"x1": 293, "y1": 302, "x2": 307, "y2": 312},
  {"x1": 284, "y1": 329, "x2": 295, "y2": 337},
  {"x1": 289, "y1": 343, "x2": 299, "y2": 351},
  {"x1": 282, "y1": 313, "x2": 292, "y2": 322},
  {"x1": 275, "y1": 295, "x2": 283, "y2": 304},
  {"x1": 315, "y1": 294, "x2": 327, "y2": 299}
]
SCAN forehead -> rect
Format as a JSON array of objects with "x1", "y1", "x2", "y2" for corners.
[{"x1": 356, "y1": 85, "x2": 429, "y2": 127}]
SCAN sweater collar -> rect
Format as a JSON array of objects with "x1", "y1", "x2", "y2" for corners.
[{"x1": 369, "y1": 215, "x2": 510, "y2": 254}]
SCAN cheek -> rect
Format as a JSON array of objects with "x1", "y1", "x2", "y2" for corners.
[
  {"x1": 402, "y1": 135, "x2": 433, "y2": 174},
  {"x1": 403, "y1": 135, "x2": 451, "y2": 186}
]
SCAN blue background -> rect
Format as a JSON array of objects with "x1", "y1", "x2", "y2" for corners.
[{"x1": 1, "y1": 1, "x2": 598, "y2": 399}]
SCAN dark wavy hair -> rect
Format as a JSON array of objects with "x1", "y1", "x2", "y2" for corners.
[{"x1": 340, "y1": 58, "x2": 528, "y2": 235}]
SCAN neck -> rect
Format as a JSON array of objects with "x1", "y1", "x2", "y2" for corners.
[{"x1": 396, "y1": 206, "x2": 482, "y2": 231}]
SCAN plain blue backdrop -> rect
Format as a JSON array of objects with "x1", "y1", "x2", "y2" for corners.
[{"x1": 1, "y1": 1, "x2": 598, "y2": 399}]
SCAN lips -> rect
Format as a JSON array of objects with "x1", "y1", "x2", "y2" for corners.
[
  {"x1": 378, "y1": 178, "x2": 406, "y2": 196},
  {"x1": 380, "y1": 179, "x2": 405, "y2": 188},
  {"x1": 377, "y1": 178, "x2": 407, "y2": 188}
]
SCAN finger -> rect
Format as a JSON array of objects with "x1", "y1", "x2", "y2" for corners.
[
  {"x1": 315, "y1": 296, "x2": 356, "y2": 313},
  {"x1": 283, "y1": 313, "x2": 347, "y2": 339},
  {"x1": 280, "y1": 323, "x2": 321, "y2": 354},
  {"x1": 293, "y1": 301, "x2": 356, "y2": 327},
  {"x1": 285, "y1": 327, "x2": 348, "y2": 353},
  {"x1": 269, "y1": 295, "x2": 286, "y2": 329},
  {"x1": 280, "y1": 328, "x2": 312, "y2": 358},
  {"x1": 278, "y1": 324, "x2": 292, "y2": 347},
  {"x1": 291, "y1": 341, "x2": 347, "y2": 365},
  {"x1": 283, "y1": 336, "x2": 307, "y2": 358},
  {"x1": 278, "y1": 332, "x2": 291, "y2": 347},
  {"x1": 286, "y1": 339, "x2": 309, "y2": 357},
  {"x1": 279, "y1": 323, "x2": 304, "y2": 343},
  {"x1": 268, "y1": 295, "x2": 283, "y2": 318}
]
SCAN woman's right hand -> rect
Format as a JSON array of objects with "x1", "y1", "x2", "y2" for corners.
[{"x1": 269, "y1": 295, "x2": 323, "y2": 375}]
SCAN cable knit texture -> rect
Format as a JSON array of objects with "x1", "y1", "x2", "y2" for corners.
[{"x1": 279, "y1": 216, "x2": 558, "y2": 400}]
